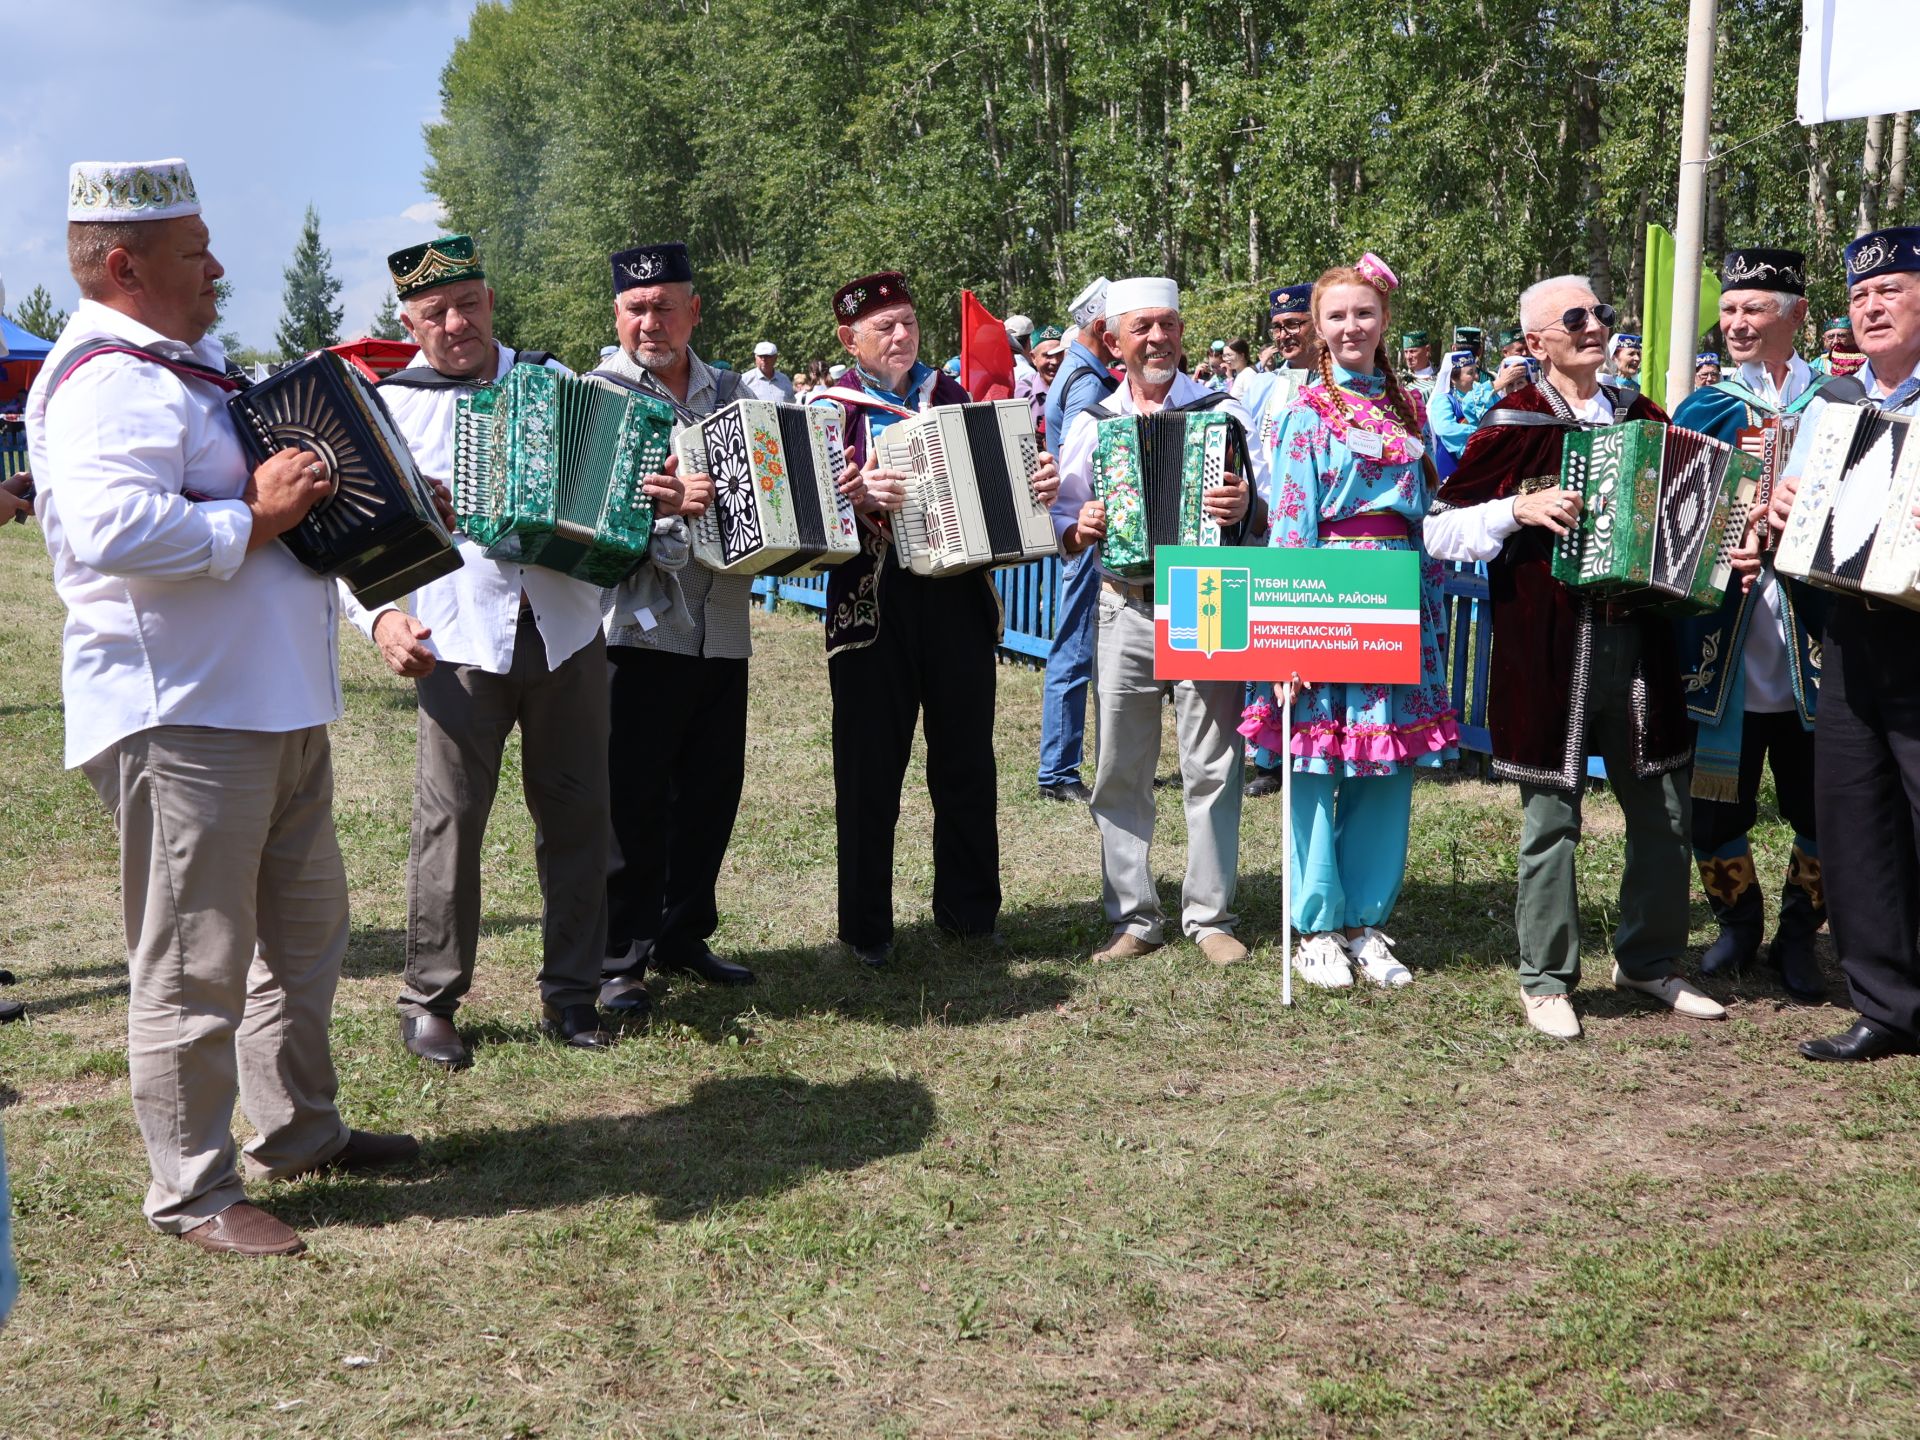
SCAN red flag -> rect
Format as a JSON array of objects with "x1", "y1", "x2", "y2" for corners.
[{"x1": 959, "y1": 289, "x2": 1016, "y2": 402}]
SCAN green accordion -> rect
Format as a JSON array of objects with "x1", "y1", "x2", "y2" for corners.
[
  {"x1": 452, "y1": 364, "x2": 675, "y2": 585},
  {"x1": 1551, "y1": 419, "x2": 1760, "y2": 614},
  {"x1": 1092, "y1": 409, "x2": 1249, "y2": 578}
]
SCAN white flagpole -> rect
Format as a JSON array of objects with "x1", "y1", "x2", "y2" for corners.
[
  {"x1": 1280, "y1": 685, "x2": 1293, "y2": 1008},
  {"x1": 1666, "y1": 0, "x2": 1719, "y2": 407}
]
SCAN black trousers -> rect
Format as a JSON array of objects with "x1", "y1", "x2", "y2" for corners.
[
  {"x1": 1692, "y1": 709, "x2": 1818, "y2": 853},
  {"x1": 1816, "y1": 599, "x2": 1920, "y2": 1040},
  {"x1": 828, "y1": 566, "x2": 1001, "y2": 948},
  {"x1": 604, "y1": 645, "x2": 749, "y2": 974}
]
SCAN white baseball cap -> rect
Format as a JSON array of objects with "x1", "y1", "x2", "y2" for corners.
[{"x1": 753, "y1": 340, "x2": 777, "y2": 357}]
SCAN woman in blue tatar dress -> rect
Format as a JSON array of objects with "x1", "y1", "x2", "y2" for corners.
[{"x1": 1239, "y1": 254, "x2": 1459, "y2": 991}]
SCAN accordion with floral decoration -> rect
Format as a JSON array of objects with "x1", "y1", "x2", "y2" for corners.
[
  {"x1": 1091, "y1": 409, "x2": 1248, "y2": 579},
  {"x1": 674, "y1": 400, "x2": 859, "y2": 575},
  {"x1": 451, "y1": 364, "x2": 672, "y2": 586}
]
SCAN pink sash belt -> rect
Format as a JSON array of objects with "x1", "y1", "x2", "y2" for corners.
[{"x1": 1320, "y1": 513, "x2": 1410, "y2": 540}]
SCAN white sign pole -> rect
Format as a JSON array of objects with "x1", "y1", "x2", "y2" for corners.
[
  {"x1": 1665, "y1": 0, "x2": 1719, "y2": 409},
  {"x1": 1280, "y1": 686, "x2": 1294, "y2": 1008}
]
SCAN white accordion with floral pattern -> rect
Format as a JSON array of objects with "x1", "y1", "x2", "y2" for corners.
[{"x1": 675, "y1": 401, "x2": 860, "y2": 575}]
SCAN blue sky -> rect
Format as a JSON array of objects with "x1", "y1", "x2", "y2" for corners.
[{"x1": 1, "y1": 0, "x2": 478, "y2": 350}]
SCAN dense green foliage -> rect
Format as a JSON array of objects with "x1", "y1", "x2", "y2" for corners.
[
  {"x1": 426, "y1": 0, "x2": 1907, "y2": 371},
  {"x1": 274, "y1": 205, "x2": 345, "y2": 358}
]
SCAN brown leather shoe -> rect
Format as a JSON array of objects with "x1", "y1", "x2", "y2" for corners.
[
  {"x1": 287, "y1": 1129, "x2": 421, "y2": 1181},
  {"x1": 1197, "y1": 932, "x2": 1250, "y2": 966},
  {"x1": 1090, "y1": 929, "x2": 1163, "y2": 963},
  {"x1": 176, "y1": 1202, "x2": 306, "y2": 1258}
]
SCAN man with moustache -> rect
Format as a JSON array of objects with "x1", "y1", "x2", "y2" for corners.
[
  {"x1": 818, "y1": 271, "x2": 1060, "y2": 966},
  {"x1": 1051, "y1": 277, "x2": 1264, "y2": 966},
  {"x1": 1670, "y1": 248, "x2": 1863, "y2": 1002},
  {"x1": 589, "y1": 242, "x2": 760, "y2": 1012},
  {"x1": 1427, "y1": 275, "x2": 1725, "y2": 1040},
  {"x1": 350, "y1": 234, "x2": 644, "y2": 1065}
]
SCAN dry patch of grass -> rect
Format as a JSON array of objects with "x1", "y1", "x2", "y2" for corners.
[{"x1": 1, "y1": 524, "x2": 1917, "y2": 1437}]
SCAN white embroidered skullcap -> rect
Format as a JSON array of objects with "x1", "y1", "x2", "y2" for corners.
[
  {"x1": 1105, "y1": 277, "x2": 1180, "y2": 318},
  {"x1": 68, "y1": 158, "x2": 201, "y2": 223},
  {"x1": 1068, "y1": 276, "x2": 1109, "y2": 327}
]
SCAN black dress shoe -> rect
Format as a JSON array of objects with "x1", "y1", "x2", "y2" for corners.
[
  {"x1": 1243, "y1": 766, "x2": 1284, "y2": 799},
  {"x1": 655, "y1": 948, "x2": 756, "y2": 986},
  {"x1": 1039, "y1": 780, "x2": 1092, "y2": 803},
  {"x1": 400, "y1": 1014, "x2": 471, "y2": 1069},
  {"x1": 1769, "y1": 931, "x2": 1826, "y2": 1003},
  {"x1": 850, "y1": 940, "x2": 894, "y2": 969},
  {"x1": 1798, "y1": 1021, "x2": 1917, "y2": 1063},
  {"x1": 541, "y1": 1003, "x2": 616, "y2": 1050},
  {"x1": 0, "y1": 1000, "x2": 24, "y2": 1024},
  {"x1": 598, "y1": 973, "x2": 655, "y2": 1016}
]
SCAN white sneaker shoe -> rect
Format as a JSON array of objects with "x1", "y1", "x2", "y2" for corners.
[
  {"x1": 1292, "y1": 933, "x2": 1353, "y2": 989},
  {"x1": 1521, "y1": 991, "x2": 1583, "y2": 1040},
  {"x1": 1345, "y1": 928, "x2": 1412, "y2": 988},
  {"x1": 1612, "y1": 964, "x2": 1728, "y2": 1020}
]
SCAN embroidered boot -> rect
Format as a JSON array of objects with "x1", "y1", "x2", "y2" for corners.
[
  {"x1": 1697, "y1": 842, "x2": 1763, "y2": 977},
  {"x1": 1770, "y1": 841, "x2": 1826, "y2": 1003}
]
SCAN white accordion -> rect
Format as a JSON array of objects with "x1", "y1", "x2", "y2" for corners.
[
  {"x1": 1775, "y1": 401, "x2": 1920, "y2": 610},
  {"x1": 874, "y1": 399, "x2": 1056, "y2": 576},
  {"x1": 674, "y1": 400, "x2": 861, "y2": 575}
]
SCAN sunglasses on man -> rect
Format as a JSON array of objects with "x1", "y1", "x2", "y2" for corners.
[{"x1": 1539, "y1": 303, "x2": 1618, "y2": 334}]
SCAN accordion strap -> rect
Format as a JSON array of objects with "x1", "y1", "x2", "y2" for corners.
[
  {"x1": 1480, "y1": 406, "x2": 1570, "y2": 429},
  {"x1": 47, "y1": 338, "x2": 249, "y2": 399},
  {"x1": 807, "y1": 385, "x2": 914, "y2": 420}
]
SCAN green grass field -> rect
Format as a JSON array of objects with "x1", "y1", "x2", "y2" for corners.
[{"x1": 0, "y1": 521, "x2": 1916, "y2": 1439}]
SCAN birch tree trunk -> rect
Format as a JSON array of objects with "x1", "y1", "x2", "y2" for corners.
[{"x1": 1857, "y1": 113, "x2": 1888, "y2": 235}]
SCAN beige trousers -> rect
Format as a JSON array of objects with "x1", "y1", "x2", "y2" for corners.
[{"x1": 84, "y1": 725, "x2": 350, "y2": 1232}]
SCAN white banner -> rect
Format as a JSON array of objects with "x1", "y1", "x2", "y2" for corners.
[{"x1": 1798, "y1": 0, "x2": 1920, "y2": 124}]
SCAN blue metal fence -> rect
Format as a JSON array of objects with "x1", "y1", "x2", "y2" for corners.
[
  {"x1": 753, "y1": 557, "x2": 1507, "y2": 762},
  {"x1": 0, "y1": 429, "x2": 25, "y2": 480}
]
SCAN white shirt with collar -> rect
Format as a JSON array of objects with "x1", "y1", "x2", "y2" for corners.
[
  {"x1": 1052, "y1": 368, "x2": 1268, "y2": 550},
  {"x1": 1737, "y1": 354, "x2": 1813, "y2": 410},
  {"x1": 739, "y1": 368, "x2": 794, "y2": 403},
  {"x1": 340, "y1": 340, "x2": 605, "y2": 675},
  {"x1": 26, "y1": 299, "x2": 342, "y2": 769}
]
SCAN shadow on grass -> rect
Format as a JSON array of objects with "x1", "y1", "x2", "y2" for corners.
[{"x1": 278, "y1": 1072, "x2": 936, "y2": 1225}]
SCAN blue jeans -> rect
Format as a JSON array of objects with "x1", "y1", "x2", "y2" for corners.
[{"x1": 1038, "y1": 549, "x2": 1100, "y2": 786}]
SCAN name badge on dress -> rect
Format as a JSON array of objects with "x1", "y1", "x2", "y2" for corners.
[{"x1": 1348, "y1": 428, "x2": 1385, "y2": 460}]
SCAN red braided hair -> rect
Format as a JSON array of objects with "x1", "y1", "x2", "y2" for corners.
[{"x1": 1305, "y1": 265, "x2": 1439, "y2": 490}]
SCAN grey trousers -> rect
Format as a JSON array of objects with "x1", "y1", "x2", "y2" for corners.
[
  {"x1": 1514, "y1": 622, "x2": 1691, "y2": 996},
  {"x1": 402, "y1": 616, "x2": 610, "y2": 1019},
  {"x1": 1091, "y1": 589, "x2": 1244, "y2": 943},
  {"x1": 83, "y1": 725, "x2": 350, "y2": 1233}
]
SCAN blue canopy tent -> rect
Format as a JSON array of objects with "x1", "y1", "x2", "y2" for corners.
[{"x1": 1, "y1": 314, "x2": 55, "y2": 411}]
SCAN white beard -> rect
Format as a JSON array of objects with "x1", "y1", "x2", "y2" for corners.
[{"x1": 629, "y1": 343, "x2": 683, "y2": 373}]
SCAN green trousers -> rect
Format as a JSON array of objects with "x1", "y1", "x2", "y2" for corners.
[{"x1": 1515, "y1": 623, "x2": 1692, "y2": 996}]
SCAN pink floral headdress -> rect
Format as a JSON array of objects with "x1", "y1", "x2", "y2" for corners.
[{"x1": 1355, "y1": 252, "x2": 1399, "y2": 294}]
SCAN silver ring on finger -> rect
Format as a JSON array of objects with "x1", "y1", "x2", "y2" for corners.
[{"x1": 307, "y1": 461, "x2": 326, "y2": 479}]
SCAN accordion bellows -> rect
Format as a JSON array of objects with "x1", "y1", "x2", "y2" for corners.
[
  {"x1": 876, "y1": 400, "x2": 1056, "y2": 575},
  {"x1": 1776, "y1": 403, "x2": 1920, "y2": 610},
  {"x1": 1551, "y1": 419, "x2": 1758, "y2": 614},
  {"x1": 674, "y1": 401, "x2": 859, "y2": 575},
  {"x1": 452, "y1": 365, "x2": 673, "y2": 586},
  {"x1": 1092, "y1": 410, "x2": 1248, "y2": 578},
  {"x1": 228, "y1": 351, "x2": 461, "y2": 607}
]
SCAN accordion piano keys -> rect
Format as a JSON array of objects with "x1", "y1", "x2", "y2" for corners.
[
  {"x1": 227, "y1": 350, "x2": 462, "y2": 608},
  {"x1": 879, "y1": 400, "x2": 1058, "y2": 577}
]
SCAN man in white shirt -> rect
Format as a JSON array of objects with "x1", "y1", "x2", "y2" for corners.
[
  {"x1": 1006, "y1": 314, "x2": 1038, "y2": 386},
  {"x1": 1051, "y1": 277, "x2": 1263, "y2": 967},
  {"x1": 349, "y1": 234, "x2": 670, "y2": 1064},
  {"x1": 28, "y1": 158, "x2": 415, "y2": 1257},
  {"x1": 1671, "y1": 248, "x2": 1862, "y2": 1003},
  {"x1": 740, "y1": 340, "x2": 794, "y2": 402},
  {"x1": 1426, "y1": 274, "x2": 1724, "y2": 1041}
]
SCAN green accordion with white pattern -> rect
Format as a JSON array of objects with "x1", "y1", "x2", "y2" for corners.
[
  {"x1": 452, "y1": 364, "x2": 674, "y2": 585},
  {"x1": 1091, "y1": 410, "x2": 1244, "y2": 579}
]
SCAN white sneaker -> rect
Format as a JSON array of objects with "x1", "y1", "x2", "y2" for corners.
[
  {"x1": 1521, "y1": 991, "x2": 1583, "y2": 1040},
  {"x1": 1612, "y1": 963, "x2": 1728, "y2": 1020},
  {"x1": 1292, "y1": 933, "x2": 1353, "y2": 989},
  {"x1": 1345, "y1": 928, "x2": 1412, "y2": 988}
]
